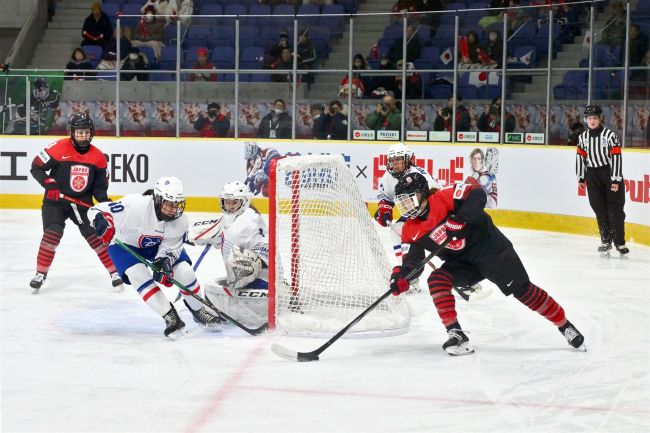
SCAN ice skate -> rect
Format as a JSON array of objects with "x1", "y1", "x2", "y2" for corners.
[
  {"x1": 598, "y1": 242, "x2": 612, "y2": 256},
  {"x1": 183, "y1": 300, "x2": 222, "y2": 331},
  {"x1": 454, "y1": 283, "x2": 492, "y2": 302},
  {"x1": 559, "y1": 321, "x2": 586, "y2": 351},
  {"x1": 110, "y1": 272, "x2": 124, "y2": 292},
  {"x1": 163, "y1": 304, "x2": 186, "y2": 339},
  {"x1": 30, "y1": 272, "x2": 47, "y2": 292},
  {"x1": 442, "y1": 328, "x2": 475, "y2": 356},
  {"x1": 615, "y1": 244, "x2": 629, "y2": 257},
  {"x1": 406, "y1": 279, "x2": 422, "y2": 294}
]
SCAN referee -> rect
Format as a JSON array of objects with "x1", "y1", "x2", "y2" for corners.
[{"x1": 575, "y1": 105, "x2": 628, "y2": 256}]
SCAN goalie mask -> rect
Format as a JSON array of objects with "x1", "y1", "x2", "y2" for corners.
[
  {"x1": 244, "y1": 142, "x2": 260, "y2": 161},
  {"x1": 220, "y1": 181, "x2": 253, "y2": 217},
  {"x1": 394, "y1": 172, "x2": 430, "y2": 219},
  {"x1": 68, "y1": 112, "x2": 95, "y2": 154},
  {"x1": 153, "y1": 176, "x2": 186, "y2": 221},
  {"x1": 386, "y1": 143, "x2": 414, "y2": 179}
]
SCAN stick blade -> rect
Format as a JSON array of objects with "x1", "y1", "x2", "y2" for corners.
[{"x1": 271, "y1": 343, "x2": 319, "y2": 362}]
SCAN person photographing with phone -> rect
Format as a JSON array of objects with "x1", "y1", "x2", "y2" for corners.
[
  {"x1": 365, "y1": 95, "x2": 401, "y2": 138},
  {"x1": 193, "y1": 102, "x2": 230, "y2": 137}
]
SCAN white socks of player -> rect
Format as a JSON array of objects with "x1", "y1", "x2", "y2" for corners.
[{"x1": 442, "y1": 328, "x2": 475, "y2": 356}]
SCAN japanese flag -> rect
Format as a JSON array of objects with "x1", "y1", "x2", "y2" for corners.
[
  {"x1": 440, "y1": 48, "x2": 453, "y2": 65},
  {"x1": 468, "y1": 70, "x2": 499, "y2": 87},
  {"x1": 582, "y1": 30, "x2": 591, "y2": 48}
]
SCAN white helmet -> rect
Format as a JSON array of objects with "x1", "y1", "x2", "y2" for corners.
[
  {"x1": 220, "y1": 181, "x2": 253, "y2": 217},
  {"x1": 244, "y1": 142, "x2": 260, "y2": 161},
  {"x1": 153, "y1": 176, "x2": 185, "y2": 221},
  {"x1": 387, "y1": 143, "x2": 414, "y2": 178}
]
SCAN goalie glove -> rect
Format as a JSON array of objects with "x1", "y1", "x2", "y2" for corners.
[{"x1": 226, "y1": 246, "x2": 263, "y2": 290}]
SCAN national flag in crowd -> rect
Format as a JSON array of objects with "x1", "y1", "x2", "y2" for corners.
[
  {"x1": 440, "y1": 48, "x2": 453, "y2": 65},
  {"x1": 582, "y1": 30, "x2": 592, "y2": 48},
  {"x1": 468, "y1": 70, "x2": 500, "y2": 87}
]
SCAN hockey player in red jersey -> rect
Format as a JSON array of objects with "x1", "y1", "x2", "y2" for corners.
[
  {"x1": 390, "y1": 172, "x2": 585, "y2": 355},
  {"x1": 29, "y1": 112, "x2": 122, "y2": 291}
]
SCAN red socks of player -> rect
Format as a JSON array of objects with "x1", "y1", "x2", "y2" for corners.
[
  {"x1": 83, "y1": 233, "x2": 117, "y2": 274},
  {"x1": 427, "y1": 269, "x2": 458, "y2": 328},
  {"x1": 36, "y1": 229, "x2": 62, "y2": 274},
  {"x1": 514, "y1": 282, "x2": 567, "y2": 327}
]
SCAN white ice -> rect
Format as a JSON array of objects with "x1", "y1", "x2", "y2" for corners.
[{"x1": 1, "y1": 209, "x2": 649, "y2": 433}]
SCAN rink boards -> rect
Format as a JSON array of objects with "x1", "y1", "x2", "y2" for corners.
[{"x1": 1, "y1": 136, "x2": 649, "y2": 244}]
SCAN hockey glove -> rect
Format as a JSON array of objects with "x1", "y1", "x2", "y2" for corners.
[
  {"x1": 43, "y1": 178, "x2": 60, "y2": 202},
  {"x1": 93, "y1": 212, "x2": 115, "y2": 244},
  {"x1": 445, "y1": 215, "x2": 467, "y2": 241},
  {"x1": 153, "y1": 257, "x2": 174, "y2": 287},
  {"x1": 374, "y1": 201, "x2": 394, "y2": 227},
  {"x1": 389, "y1": 266, "x2": 410, "y2": 296}
]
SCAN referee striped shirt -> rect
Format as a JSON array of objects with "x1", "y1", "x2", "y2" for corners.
[{"x1": 575, "y1": 126, "x2": 623, "y2": 182}]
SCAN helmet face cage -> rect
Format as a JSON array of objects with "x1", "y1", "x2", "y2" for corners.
[
  {"x1": 33, "y1": 78, "x2": 50, "y2": 100},
  {"x1": 153, "y1": 177, "x2": 185, "y2": 221},
  {"x1": 220, "y1": 181, "x2": 252, "y2": 217},
  {"x1": 68, "y1": 113, "x2": 95, "y2": 151},
  {"x1": 244, "y1": 142, "x2": 260, "y2": 161},
  {"x1": 395, "y1": 192, "x2": 421, "y2": 219}
]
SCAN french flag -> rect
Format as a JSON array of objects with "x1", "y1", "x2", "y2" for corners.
[{"x1": 393, "y1": 244, "x2": 402, "y2": 258}]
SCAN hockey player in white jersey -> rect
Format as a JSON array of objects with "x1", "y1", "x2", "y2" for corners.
[
  {"x1": 375, "y1": 143, "x2": 440, "y2": 293},
  {"x1": 188, "y1": 181, "x2": 269, "y2": 326},
  {"x1": 88, "y1": 177, "x2": 222, "y2": 338}
]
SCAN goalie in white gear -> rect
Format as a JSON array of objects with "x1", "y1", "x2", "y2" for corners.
[
  {"x1": 88, "y1": 176, "x2": 223, "y2": 338},
  {"x1": 188, "y1": 181, "x2": 269, "y2": 326},
  {"x1": 375, "y1": 143, "x2": 440, "y2": 294}
]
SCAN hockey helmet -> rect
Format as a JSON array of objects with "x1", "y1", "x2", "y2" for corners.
[
  {"x1": 220, "y1": 181, "x2": 253, "y2": 217},
  {"x1": 68, "y1": 112, "x2": 95, "y2": 154},
  {"x1": 394, "y1": 172, "x2": 430, "y2": 219},
  {"x1": 244, "y1": 142, "x2": 260, "y2": 161},
  {"x1": 386, "y1": 143, "x2": 414, "y2": 178},
  {"x1": 584, "y1": 105, "x2": 603, "y2": 117},
  {"x1": 32, "y1": 78, "x2": 50, "y2": 100},
  {"x1": 153, "y1": 177, "x2": 186, "y2": 221}
]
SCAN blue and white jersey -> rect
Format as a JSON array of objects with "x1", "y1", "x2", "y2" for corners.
[
  {"x1": 377, "y1": 166, "x2": 439, "y2": 204},
  {"x1": 88, "y1": 194, "x2": 189, "y2": 262},
  {"x1": 219, "y1": 208, "x2": 269, "y2": 268}
]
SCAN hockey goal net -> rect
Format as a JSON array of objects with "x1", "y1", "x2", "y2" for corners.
[{"x1": 268, "y1": 155, "x2": 411, "y2": 337}]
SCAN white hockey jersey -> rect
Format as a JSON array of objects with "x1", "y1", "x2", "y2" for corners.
[
  {"x1": 88, "y1": 194, "x2": 189, "y2": 262},
  {"x1": 220, "y1": 208, "x2": 269, "y2": 267},
  {"x1": 377, "y1": 166, "x2": 440, "y2": 204}
]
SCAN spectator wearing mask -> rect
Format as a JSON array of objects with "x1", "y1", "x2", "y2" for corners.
[
  {"x1": 477, "y1": 97, "x2": 515, "y2": 133},
  {"x1": 133, "y1": 5, "x2": 165, "y2": 60},
  {"x1": 311, "y1": 104, "x2": 328, "y2": 139},
  {"x1": 82, "y1": 2, "x2": 112, "y2": 47},
  {"x1": 120, "y1": 47, "x2": 149, "y2": 81},
  {"x1": 189, "y1": 47, "x2": 217, "y2": 82},
  {"x1": 369, "y1": 54, "x2": 398, "y2": 97},
  {"x1": 389, "y1": 24, "x2": 422, "y2": 63},
  {"x1": 339, "y1": 54, "x2": 370, "y2": 98},
  {"x1": 258, "y1": 99, "x2": 292, "y2": 139},
  {"x1": 394, "y1": 60, "x2": 422, "y2": 99},
  {"x1": 65, "y1": 48, "x2": 94, "y2": 80},
  {"x1": 434, "y1": 96, "x2": 471, "y2": 132},
  {"x1": 193, "y1": 103, "x2": 230, "y2": 137},
  {"x1": 365, "y1": 94, "x2": 402, "y2": 136},
  {"x1": 324, "y1": 100, "x2": 348, "y2": 140},
  {"x1": 271, "y1": 48, "x2": 293, "y2": 82}
]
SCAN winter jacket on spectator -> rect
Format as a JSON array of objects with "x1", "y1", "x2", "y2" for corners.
[{"x1": 81, "y1": 6, "x2": 113, "y2": 47}]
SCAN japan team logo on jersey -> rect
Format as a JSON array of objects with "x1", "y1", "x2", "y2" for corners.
[
  {"x1": 138, "y1": 235, "x2": 163, "y2": 248},
  {"x1": 69, "y1": 165, "x2": 90, "y2": 192}
]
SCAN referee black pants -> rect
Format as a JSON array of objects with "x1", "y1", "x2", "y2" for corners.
[{"x1": 585, "y1": 165, "x2": 626, "y2": 246}]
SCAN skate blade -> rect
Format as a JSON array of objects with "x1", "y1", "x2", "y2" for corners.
[
  {"x1": 112, "y1": 284, "x2": 125, "y2": 293},
  {"x1": 445, "y1": 343, "x2": 475, "y2": 356},
  {"x1": 31, "y1": 288, "x2": 41, "y2": 295},
  {"x1": 166, "y1": 328, "x2": 188, "y2": 340},
  {"x1": 574, "y1": 343, "x2": 587, "y2": 352}
]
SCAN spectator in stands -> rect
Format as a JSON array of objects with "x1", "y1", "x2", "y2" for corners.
[
  {"x1": 297, "y1": 31, "x2": 317, "y2": 88},
  {"x1": 133, "y1": 5, "x2": 165, "y2": 60},
  {"x1": 121, "y1": 47, "x2": 149, "y2": 81},
  {"x1": 325, "y1": 100, "x2": 348, "y2": 140},
  {"x1": 339, "y1": 54, "x2": 370, "y2": 98},
  {"x1": 365, "y1": 94, "x2": 402, "y2": 136},
  {"x1": 162, "y1": 0, "x2": 194, "y2": 27},
  {"x1": 567, "y1": 121, "x2": 584, "y2": 146},
  {"x1": 434, "y1": 96, "x2": 471, "y2": 132},
  {"x1": 258, "y1": 99, "x2": 292, "y2": 139},
  {"x1": 369, "y1": 54, "x2": 398, "y2": 98},
  {"x1": 478, "y1": 98, "x2": 515, "y2": 133},
  {"x1": 394, "y1": 61, "x2": 422, "y2": 98},
  {"x1": 104, "y1": 28, "x2": 133, "y2": 61},
  {"x1": 391, "y1": 0, "x2": 419, "y2": 22},
  {"x1": 189, "y1": 47, "x2": 217, "y2": 82},
  {"x1": 601, "y1": 1, "x2": 626, "y2": 46},
  {"x1": 485, "y1": 29, "x2": 503, "y2": 67},
  {"x1": 193, "y1": 103, "x2": 230, "y2": 137},
  {"x1": 268, "y1": 31, "x2": 291, "y2": 65},
  {"x1": 459, "y1": 31, "x2": 483, "y2": 65},
  {"x1": 417, "y1": 0, "x2": 443, "y2": 27},
  {"x1": 389, "y1": 25, "x2": 422, "y2": 63},
  {"x1": 629, "y1": 24, "x2": 649, "y2": 67},
  {"x1": 271, "y1": 48, "x2": 293, "y2": 82},
  {"x1": 65, "y1": 48, "x2": 94, "y2": 80},
  {"x1": 140, "y1": 0, "x2": 169, "y2": 15},
  {"x1": 311, "y1": 104, "x2": 328, "y2": 139},
  {"x1": 81, "y1": 2, "x2": 113, "y2": 47},
  {"x1": 304, "y1": 0, "x2": 334, "y2": 6},
  {"x1": 96, "y1": 50, "x2": 117, "y2": 78},
  {"x1": 505, "y1": 0, "x2": 530, "y2": 31}
]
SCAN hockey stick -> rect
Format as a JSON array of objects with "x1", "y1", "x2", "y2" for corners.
[
  {"x1": 173, "y1": 244, "x2": 211, "y2": 302},
  {"x1": 271, "y1": 238, "x2": 451, "y2": 362},
  {"x1": 113, "y1": 239, "x2": 267, "y2": 336}
]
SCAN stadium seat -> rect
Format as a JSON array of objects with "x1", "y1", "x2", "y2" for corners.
[
  {"x1": 211, "y1": 46, "x2": 235, "y2": 68},
  {"x1": 320, "y1": 5, "x2": 344, "y2": 35},
  {"x1": 297, "y1": 5, "x2": 320, "y2": 27},
  {"x1": 224, "y1": 4, "x2": 246, "y2": 17},
  {"x1": 119, "y1": 4, "x2": 141, "y2": 28},
  {"x1": 83, "y1": 45, "x2": 103, "y2": 68},
  {"x1": 184, "y1": 25, "x2": 212, "y2": 49},
  {"x1": 200, "y1": 4, "x2": 222, "y2": 16},
  {"x1": 246, "y1": 4, "x2": 271, "y2": 25}
]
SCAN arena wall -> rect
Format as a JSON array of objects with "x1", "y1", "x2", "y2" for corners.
[{"x1": 1, "y1": 136, "x2": 648, "y2": 245}]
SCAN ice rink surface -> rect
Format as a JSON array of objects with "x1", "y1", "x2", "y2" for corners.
[{"x1": 1, "y1": 209, "x2": 649, "y2": 433}]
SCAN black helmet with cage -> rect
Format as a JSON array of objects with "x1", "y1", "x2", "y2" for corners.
[
  {"x1": 68, "y1": 112, "x2": 95, "y2": 154},
  {"x1": 394, "y1": 172, "x2": 431, "y2": 219}
]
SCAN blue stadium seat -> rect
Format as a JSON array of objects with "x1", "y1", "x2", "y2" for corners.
[
  {"x1": 246, "y1": 4, "x2": 271, "y2": 25},
  {"x1": 508, "y1": 22, "x2": 536, "y2": 49},
  {"x1": 320, "y1": 4, "x2": 344, "y2": 35},
  {"x1": 200, "y1": 4, "x2": 222, "y2": 16},
  {"x1": 83, "y1": 45, "x2": 103, "y2": 68},
  {"x1": 184, "y1": 25, "x2": 211, "y2": 48},
  {"x1": 119, "y1": 4, "x2": 141, "y2": 28},
  {"x1": 211, "y1": 46, "x2": 235, "y2": 68},
  {"x1": 297, "y1": 5, "x2": 320, "y2": 27},
  {"x1": 432, "y1": 25, "x2": 455, "y2": 49},
  {"x1": 159, "y1": 46, "x2": 181, "y2": 70},
  {"x1": 223, "y1": 4, "x2": 246, "y2": 17}
]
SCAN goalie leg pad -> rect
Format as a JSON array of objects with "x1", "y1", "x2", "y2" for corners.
[{"x1": 205, "y1": 281, "x2": 268, "y2": 325}]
